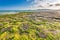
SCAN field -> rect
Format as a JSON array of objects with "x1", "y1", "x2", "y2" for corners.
[{"x1": 0, "y1": 12, "x2": 60, "y2": 40}]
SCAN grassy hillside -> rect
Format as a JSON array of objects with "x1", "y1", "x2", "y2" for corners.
[{"x1": 0, "y1": 12, "x2": 60, "y2": 40}]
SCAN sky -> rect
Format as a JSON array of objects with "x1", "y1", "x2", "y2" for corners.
[{"x1": 0, "y1": 0, "x2": 60, "y2": 10}]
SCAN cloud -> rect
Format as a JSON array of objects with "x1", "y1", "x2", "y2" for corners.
[
  {"x1": 55, "y1": 3, "x2": 60, "y2": 6},
  {"x1": 27, "y1": 0, "x2": 60, "y2": 10}
]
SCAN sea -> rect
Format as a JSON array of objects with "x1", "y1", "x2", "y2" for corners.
[
  {"x1": 0, "y1": 10, "x2": 36, "y2": 14},
  {"x1": 0, "y1": 9, "x2": 54, "y2": 14}
]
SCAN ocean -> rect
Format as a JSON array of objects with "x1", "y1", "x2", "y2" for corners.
[
  {"x1": 0, "y1": 10, "x2": 36, "y2": 14},
  {"x1": 0, "y1": 9, "x2": 54, "y2": 14}
]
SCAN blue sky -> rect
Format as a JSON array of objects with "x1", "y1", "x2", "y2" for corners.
[
  {"x1": 0, "y1": 0, "x2": 33, "y2": 10},
  {"x1": 0, "y1": 0, "x2": 60, "y2": 10}
]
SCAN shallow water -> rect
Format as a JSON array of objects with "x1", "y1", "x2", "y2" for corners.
[{"x1": 0, "y1": 12, "x2": 18, "y2": 15}]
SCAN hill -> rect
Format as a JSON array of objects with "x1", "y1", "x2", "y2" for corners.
[{"x1": 0, "y1": 12, "x2": 60, "y2": 40}]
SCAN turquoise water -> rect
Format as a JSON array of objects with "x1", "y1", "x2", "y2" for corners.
[
  {"x1": 0, "y1": 10, "x2": 27, "y2": 14},
  {"x1": 0, "y1": 10, "x2": 36, "y2": 12},
  {"x1": 0, "y1": 9, "x2": 53, "y2": 14},
  {"x1": 0, "y1": 10, "x2": 36, "y2": 14}
]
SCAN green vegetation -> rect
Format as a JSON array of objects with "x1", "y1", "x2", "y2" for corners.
[{"x1": 0, "y1": 12, "x2": 60, "y2": 40}]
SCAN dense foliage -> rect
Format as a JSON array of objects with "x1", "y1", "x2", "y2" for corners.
[{"x1": 0, "y1": 12, "x2": 60, "y2": 40}]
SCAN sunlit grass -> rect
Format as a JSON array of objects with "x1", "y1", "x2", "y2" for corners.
[{"x1": 0, "y1": 12, "x2": 60, "y2": 40}]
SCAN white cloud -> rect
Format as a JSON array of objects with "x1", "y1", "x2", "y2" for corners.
[{"x1": 27, "y1": 0, "x2": 60, "y2": 10}]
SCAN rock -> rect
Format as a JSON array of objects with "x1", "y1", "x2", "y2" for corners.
[{"x1": 36, "y1": 31, "x2": 47, "y2": 38}]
